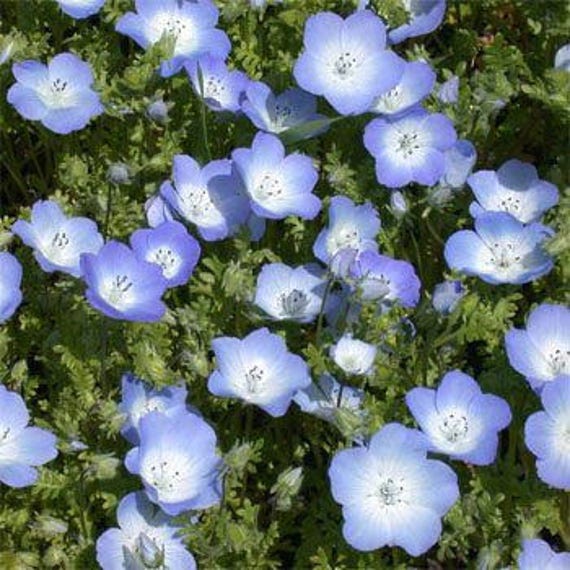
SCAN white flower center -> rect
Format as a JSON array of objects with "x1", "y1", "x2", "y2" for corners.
[
  {"x1": 42, "y1": 230, "x2": 73, "y2": 263},
  {"x1": 495, "y1": 194, "x2": 522, "y2": 215},
  {"x1": 375, "y1": 86, "x2": 403, "y2": 113},
  {"x1": 104, "y1": 274, "x2": 134, "y2": 308},
  {"x1": 274, "y1": 103, "x2": 293, "y2": 126},
  {"x1": 374, "y1": 476, "x2": 406, "y2": 507},
  {"x1": 132, "y1": 532, "x2": 165, "y2": 569},
  {"x1": 489, "y1": 241, "x2": 521, "y2": 270},
  {"x1": 131, "y1": 398, "x2": 167, "y2": 425},
  {"x1": 38, "y1": 77, "x2": 78, "y2": 109},
  {"x1": 332, "y1": 51, "x2": 359, "y2": 79},
  {"x1": 147, "y1": 458, "x2": 184, "y2": 493},
  {"x1": 203, "y1": 76, "x2": 225, "y2": 100},
  {"x1": 180, "y1": 186, "x2": 216, "y2": 219},
  {"x1": 254, "y1": 174, "x2": 284, "y2": 200},
  {"x1": 244, "y1": 365, "x2": 265, "y2": 394},
  {"x1": 327, "y1": 226, "x2": 360, "y2": 256},
  {"x1": 396, "y1": 131, "x2": 421, "y2": 157},
  {"x1": 280, "y1": 289, "x2": 309, "y2": 317},
  {"x1": 152, "y1": 247, "x2": 179, "y2": 279},
  {"x1": 440, "y1": 412, "x2": 469, "y2": 443},
  {"x1": 547, "y1": 348, "x2": 570, "y2": 376}
]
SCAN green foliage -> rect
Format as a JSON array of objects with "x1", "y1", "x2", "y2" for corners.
[{"x1": 0, "y1": 0, "x2": 569, "y2": 568}]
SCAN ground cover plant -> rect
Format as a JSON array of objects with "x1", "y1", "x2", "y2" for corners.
[{"x1": 0, "y1": 0, "x2": 569, "y2": 568}]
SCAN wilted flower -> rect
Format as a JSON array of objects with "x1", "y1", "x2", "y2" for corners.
[
  {"x1": 242, "y1": 82, "x2": 327, "y2": 136},
  {"x1": 12, "y1": 200, "x2": 103, "y2": 278},
  {"x1": 468, "y1": 159, "x2": 559, "y2": 223},
  {"x1": 130, "y1": 221, "x2": 201, "y2": 288},
  {"x1": 186, "y1": 55, "x2": 249, "y2": 113},
  {"x1": 0, "y1": 385, "x2": 58, "y2": 487},
  {"x1": 56, "y1": 0, "x2": 105, "y2": 19},
  {"x1": 119, "y1": 373, "x2": 189, "y2": 444},
  {"x1": 524, "y1": 375, "x2": 570, "y2": 490},
  {"x1": 7, "y1": 52, "x2": 103, "y2": 134},
  {"x1": 293, "y1": 10, "x2": 405, "y2": 115},
  {"x1": 0, "y1": 252, "x2": 23, "y2": 324},
  {"x1": 369, "y1": 60, "x2": 436, "y2": 116},
  {"x1": 330, "y1": 334, "x2": 377, "y2": 376},
  {"x1": 328, "y1": 423, "x2": 459, "y2": 555},
  {"x1": 116, "y1": 0, "x2": 230, "y2": 78},
  {"x1": 231, "y1": 132, "x2": 321, "y2": 220},
  {"x1": 96, "y1": 492, "x2": 197, "y2": 569},
  {"x1": 161, "y1": 155, "x2": 250, "y2": 241},
  {"x1": 406, "y1": 370, "x2": 511, "y2": 465},
  {"x1": 80, "y1": 241, "x2": 168, "y2": 322},
  {"x1": 125, "y1": 410, "x2": 222, "y2": 515},
  {"x1": 505, "y1": 304, "x2": 569, "y2": 391},
  {"x1": 444, "y1": 211, "x2": 553, "y2": 285},
  {"x1": 364, "y1": 108, "x2": 457, "y2": 188},
  {"x1": 208, "y1": 328, "x2": 312, "y2": 417}
]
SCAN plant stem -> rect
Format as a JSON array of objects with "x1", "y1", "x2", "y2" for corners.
[
  {"x1": 103, "y1": 184, "x2": 114, "y2": 240},
  {"x1": 316, "y1": 275, "x2": 334, "y2": 346}
]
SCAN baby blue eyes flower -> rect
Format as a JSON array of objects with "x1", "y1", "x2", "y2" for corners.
[
  {"x1": 330, "y1": 334, "x2": 377, "y2": 376},
  {"x1": 293, "y1": 11, "x2": 405, "y2": 116},
  {"x1": 437, "y1": 75, "x2": 459, "y2": 104},
  {"x1": 242, "y1": 81, "x2": 326, "y2": 136},
  {"x1": 231, "y1": 132, "x2": 321, "y2": 220},
  {"x1": 145, "y1": 194, "x2": 175, "y2": 228},
  {"x1": 96, "y1": 491, "x2": 197, "y2": 569},
  {"x1": 554, "y1": 44, "x2": 570, "y2": 72},
  {"x1": 369, "y1": 60, "x2": 436, "y2": 116},
  {"x1": 254, "y1": 263, "x2": 330, "y2": 323},
  {"x1": 186, "y1": 55, "x2": 248, "y2": 113},
  {"x1": 0, "y1": 385, "x2": 58, "y2": 488},
  {"x1": 444, "y1": 211, "x2": 554, "y2": 285},
  {"x1": 468, "y1": 159, "x2": 559, "y2": 223},
  {"x1": 349, "y1": 250, "x2": 421, "y2": 308},
  {"x1": 364, "y1": 108, "x2": 457, "y2": 188},
  {"x1": 56, "y1": 0, "x2": 105, "y2": 19},
  {"x1": 0, "y1": 252, "x2": 23, "y2": 324},
  {"x1": 130, "y1": 221, "x2": 201, "y2": 288},
  {"x1": 80, "y1": 241, "x2": 168, "y2": 322},
  {"x1": 505, "y1": 304, "x2": 569, "y2": 392},
  {"x1": 525, "y1": 375, "x2": 570, "y2": 491},
  {"x1": 328, "y1": 422, "x2": 459, "y2": 555},
  {"x1": 406, "y1": 370, "x2": 511, "y2": 465},
  {"x1": 518, "y1": 538, "x2": 570, "y2": 569},
  {"x1": 125, "y1": 409, "x2": 222, "y2": 516},
  {"x1": 438, "y1": 139, "x2": 477, "y2": 190},
  {"x1": 293, "y1": 373, "x2": 365, "y2": 424},
  {"x1": 388, "y1": 0, "x2": 447, "y2": 45},
  {"x1": 432, "y1": 280, "x2": 465, "y2": 314},
  {"x1": 7, "y1": 52, "x2": 104, "y2": 134},
  {"x1": 116, "y1": 0, "x2": 230, "y2": 78},
  {"x1": 161, "y1": 155, "x2": 250, "y2": 241},
  {"x1": 119, "y1": 373, "x2": 188, "y2": 445},
  {"x1": 313, "y1": 196, "x2": 381, "y2": 266},
  {"x1": 208, "y1": 327, "x2": 312, "y2": 417},
  {"x1": 12, "y1": 200, "x2": 104, "y2": 278}
]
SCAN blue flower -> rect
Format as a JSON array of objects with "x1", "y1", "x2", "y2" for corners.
[
  {"x1": 186, "y1": 55, "x2": 249, "y2": 113},
  {"x1": 145, "y1": 194, "x2": 174, "y2": 229},
  {"x1": 293, "y1": 373, "x2": 365, "y2": 424},
  {"x1": 388, "y1": 0, "x2": 447, "y2": 45},
  {"x1": 130, "y1": 221, "x2": 201, "y2": 288},
  {"x1": 349, "y1": 250, "x2": 421, "y2": 308},
  {"x1": 231, "y1": 132, "x2": 321, "y2": 220},
  {"x1": 96, "y1": 491, "x2": 197, "y2": 569},
  {"x1": 293, "y1": 11, "x2": 405, "y2": 116},
  {"x1": 241, "y1": 81, "x2": 327, "y2": 136},
  {"x1": 56, "y1": 0, "x2": 105, "y2": 19},
  {"x1": 254, "y1": 263, "x2": 331, "y2": 323},
  {"x1": 437, "y1": 75, "x2": 459, "y2": 104},
  {"x1": 7, "y1": 52, "x2": 104, "y2": 134},
  {"x1": 505, "y1": 304, "x2": 569, "y2": 392},
  {"x1": 313, "y1": 196, "x2": 381, "y2": 267},
  {"x1": 146, "y1": 97, "x2": 172, "y2": 124},
  {"x1": 364, "y1": 108, "x2": 457, "y2": 188},
  {"x1": 125, "y1": 409, "x2": 222, "y2": 515},
  {"x1": 406, "y1": 370, "x2": 511, "y2": 465},
  {"x1": 160, "y1": 155, "x2": 250, "y2": 241},
  {"x1": 369, "y1": 60, "x2": 435, "y2": 116},
  {"x1": 119, "y1": 373, "x2": 189, "y2": 445},
  {"x1": 518, "y1": 538, "x2": 570, "y2": 568},
  {"x1": 116, "y1": 0, "x2": 230, "y2": 78},
  {"x1": 208, "y1": 327, "x2": 312, "y2": 417},
  {"x1": 444, "y1": 212, "x2": 553, "y2": 285},
  {"x1": 80, "y1": 241, "x2": 168, "y2": 322},
  {"x1": 330, "y1": 334, "x2": 377, "y2": 376},
  {"x1": 468, "y1": 159, "x2": 559, "y2": 223},
  {"x1": 328, "y1": 423, "x2": 459, "y2": 555},
  {"x1": 0, "y1": 252, "x2": 23, "y2": 324},
  {"x1": 438, "y1": 139, "x2": 477, "y2": 190},
  {"x1": 12, "y1": 200, "x2": 104, "y2": 278},
  {"x1": 525, "y1": 375, "x2": 570, "y2": 491},
  {"x1": 555, "y1": 44, "x2": 570, "y2": 72},
  {"x1": 0, "y1": 385, "x2": 58, "y2": 488},
  {"x1": 432, "y1": 280, "x2": 465, "y2": 314}
]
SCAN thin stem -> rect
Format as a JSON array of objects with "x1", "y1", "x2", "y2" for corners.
[
  {"x1": 103, "y1": 184, "x2": 114, "y2": 241},
  {"x1": 560, "y1": 492, "x2": 570, "y2": 548},
  {"x1": 200, "y1": 100, "x2": 212, "y2": 162},
  {"x1": 336, "y1": 383, "x2": 345, "y2": 408},
  {"x1": 316, "y1": 276, "x2": 334, "y2": 346}
]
